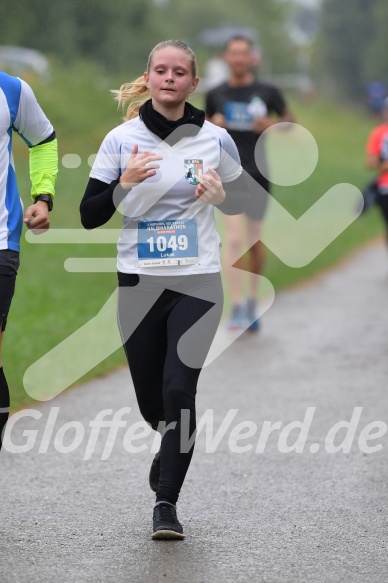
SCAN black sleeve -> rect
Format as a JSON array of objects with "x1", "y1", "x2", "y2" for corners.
[
  {"x1": 215, "y1": 171, "x2": 253, "y2": 215},
  {"x1": 268, "y1": 86, "x2": 287, "y2": 116},
  {"x1": 80, "y1": 177, "x2": 128, "y2": 229},
  {"x1": 205, "y1": 90, "x2": 218, "y2": 118}
]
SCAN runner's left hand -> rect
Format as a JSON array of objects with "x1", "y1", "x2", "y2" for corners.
[
  {"x1": 23, "y1": 201, "x2": 50, "y2": 234},
  {"x1": 195, "y1": 168, "x2": 226, "y2": 205}
]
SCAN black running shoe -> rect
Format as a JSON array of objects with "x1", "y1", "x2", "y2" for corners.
[
  {"x1": 152, "y1": 502, "x2": 185, "y2": 540},
  {"x1": 149, "y1": 451, "x2": 161, "y2": 493}
]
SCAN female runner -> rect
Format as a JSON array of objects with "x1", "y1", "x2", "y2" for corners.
[{"x1": 80, "y1": 40, "x2": 251, "y2": 540}]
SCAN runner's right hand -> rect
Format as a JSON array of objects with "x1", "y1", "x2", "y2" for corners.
[{"x1": 119, "y1": 145, "x2": 163, "y2": 190}]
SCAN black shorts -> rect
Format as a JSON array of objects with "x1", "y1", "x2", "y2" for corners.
[
  {"x1": 244, "y1": 172, "x2": 270, "y2": 221},
  {"x1": 0, "y1": 250, "x2": 20, "y2": 332}
]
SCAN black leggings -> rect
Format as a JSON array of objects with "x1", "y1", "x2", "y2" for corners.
[
  {"x1": 117, "y1": 272, "x2": 223, "y2": 505},
  {"x1": 377, "y1": 194, "x2": 388, "y2": 241}
]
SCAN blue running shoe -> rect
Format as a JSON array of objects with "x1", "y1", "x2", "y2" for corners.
[
  {"x1": 245, "y1": 298, "x2": 261, "y2": 332},
  {"x1": 227, "y1": 303, "x2": 244, "y2": 330}
]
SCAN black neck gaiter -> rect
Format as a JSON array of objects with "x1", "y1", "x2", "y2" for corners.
[{"x1": 139, "y1": 99, "x2": 205, "y2": 146}]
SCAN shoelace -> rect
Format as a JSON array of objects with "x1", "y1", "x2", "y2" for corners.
[{"x1": 154, "y1": 504, "x2": 178, "y2": 524}]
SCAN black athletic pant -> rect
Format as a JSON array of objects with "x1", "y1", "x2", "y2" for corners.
[
  {"x1": 0, "y1": 368, "x2": 9, "y2": 451},
  {"x1": 0, "y1": 250, "x2": 20, "y2": 451},
  {"x1": 117, "y1": 272, "x2": 223, "y2": 505},
  {"x1": 377, "y1": 193, "x2": 388, "y2": 243}
]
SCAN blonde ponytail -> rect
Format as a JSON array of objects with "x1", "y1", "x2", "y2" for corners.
[{"x1": 111, "y1": 75, "x2": 150, "y2": 121}]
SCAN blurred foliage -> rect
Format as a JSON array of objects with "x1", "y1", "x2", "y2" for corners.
[
  {"x1": 317, "y1": 0, "x2": 388, "y2": 101},
  {"x1": 0, "y1": 0, "x2": 297, "y2": 76}
]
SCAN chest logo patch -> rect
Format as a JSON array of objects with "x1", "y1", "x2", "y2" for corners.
[{"x1": 184, "y1": 159, "x2": 203, "y2": 185}]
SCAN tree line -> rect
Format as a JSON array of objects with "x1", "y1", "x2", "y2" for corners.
[
  {"x1": 0, "y1": 0, "x2": 296, "y2": 77},
  {"x1": 317, "y1": 0, "x2": 388, "y2": 101}
]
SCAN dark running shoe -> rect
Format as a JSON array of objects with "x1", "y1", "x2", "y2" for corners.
[
  {"x1": 149, "y1": 451, "x2": 161, "y2": 493},
  {"x1": 152, "y1": 502, "x2": 185, "y2": 540}
]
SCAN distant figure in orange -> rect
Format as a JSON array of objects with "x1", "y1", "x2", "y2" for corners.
[{"x1": 365, "y1": 97, "x2": 388, "y2": 245}]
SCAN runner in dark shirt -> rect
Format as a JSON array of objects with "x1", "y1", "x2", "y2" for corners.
[{"x1": 206, "y1": 36, "x2": 293, "y2": 331}]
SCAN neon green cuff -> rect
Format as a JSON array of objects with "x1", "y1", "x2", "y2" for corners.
[{"x1": 29, "y1": 138, "x2": 58, "y2": 199}]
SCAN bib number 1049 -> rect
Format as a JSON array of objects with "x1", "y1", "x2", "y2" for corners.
[
  {"x1": 137, "y1": 219, "x2": 198, "y2": 267},
  {"x1": 147, "y1": 234, "x2": 188, "y2": 253}
]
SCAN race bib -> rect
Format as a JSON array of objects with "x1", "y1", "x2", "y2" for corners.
[
  {"x1": 137, "y1": 219, "x2": 199, "y2": 267},
  {"x1": 224, "y1": 98, "x2": 268, "y2": 131},
  {"x1": 224, "y1": 101, "x2": 253, "y2": 131}
]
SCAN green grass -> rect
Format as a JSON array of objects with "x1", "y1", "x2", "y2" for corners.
[
  {"x1": 4, "y1": 63, "x2": 384, "y2": 411},
  {"x1": 259, "y1": 98, "x2": 384, "y2": 290}
]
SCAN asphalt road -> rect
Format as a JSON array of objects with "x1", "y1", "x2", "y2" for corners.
[{"x1": 1, "y1": 241, "x2": 388, "y2": 583}]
